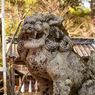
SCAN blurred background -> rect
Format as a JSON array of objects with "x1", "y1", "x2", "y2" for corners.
[{"x1": 0, "y1": 0, "x2": 95, "y2": 94}]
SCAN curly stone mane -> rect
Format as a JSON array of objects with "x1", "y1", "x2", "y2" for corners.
[{"x1": 17, "y1": 14, "x2": 71, "y2": 60}]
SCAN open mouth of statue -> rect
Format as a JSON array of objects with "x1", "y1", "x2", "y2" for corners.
[
  {"x1": 23, "y1": 30, "x2": 47, "y2": 49},
  {"x1": 23, "y1": 31, "x2": 45, "y2": 40}
]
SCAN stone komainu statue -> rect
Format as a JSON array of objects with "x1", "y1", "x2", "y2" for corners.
[{"x1": 17, "y1": 14, "x2": 95, "y2": 95}]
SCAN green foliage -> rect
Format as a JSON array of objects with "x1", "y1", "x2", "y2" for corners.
[
  {"x1": 69, "y1": 6, "x2": 90, "y2": 17},
  {"x1": 5, "y1": 0, "x2": 38, "y2": 36},
  {"x1": 0, "y1": 62, "x2": 3, "y2": 67},
  {"x1": 24, "y1": 0, "x2": 37, "y2": 4},
  {"x1": 5, "y1": 18, "x2": 15, "y2": 36},
  {"x1": 66, "y1": 6, "x2": 90, "y2": 28},
  {"x1": 24, "y1": 0, "x2": 38, "y2": 16},
  {"x1": 0, "y1": 58, "x2": 3, "y2": 67},
  {"x1": 9, "y1": 0, "x2": 24, "y2": 5},
  {"x1": 0, "y1": 42, "x2": 2, "y2": 67},
  {"x1": 61, "y1": 0, "x2": 82, "y2": 7}
]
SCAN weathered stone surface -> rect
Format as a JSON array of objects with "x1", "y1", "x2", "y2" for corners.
[
  {"x1": 17, "y1": 14, "x2": 95, "y2": 95},
  {"x1": 78, "y1": 80, "x2": 95, "y2": 95},
  {"x1": 87, "y1": 51, "x2": 95, "y2": 75}
]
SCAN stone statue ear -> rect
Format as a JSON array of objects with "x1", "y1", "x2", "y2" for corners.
[
  {"x1": 56, "y1": 17, "x2": 65, "y2": 23},
  {"x1": 48, "y1": 17, "x2": 65, "y2": 26}
]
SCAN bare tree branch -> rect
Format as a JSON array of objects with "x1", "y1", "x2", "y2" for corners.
[
  {"x1": 66, "y1": 18, "x2": 77, "y2": 29},
  {"x1": 6, "y1": 20, "x2": 23, "y2": 57},
  {"x1": 6, "y1": 7, "x2": 31, "y2": 57},
  {"x1": 0, "y1": 87, "x2": 3, "y2": 92},
  {"x1": 16, "y1": 72, "x2": 29, "y2": 95}
]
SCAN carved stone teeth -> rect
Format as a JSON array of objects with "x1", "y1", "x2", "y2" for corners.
[
  {"x1": 34, "y1": 32, "x2": 37, "y2": 39},
  {"x1": 36, "y1": 21, "x2": 42, "y2": 25},
  {"x1": 27, "y1": 30, "x2": 31, "y2": 33}
]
